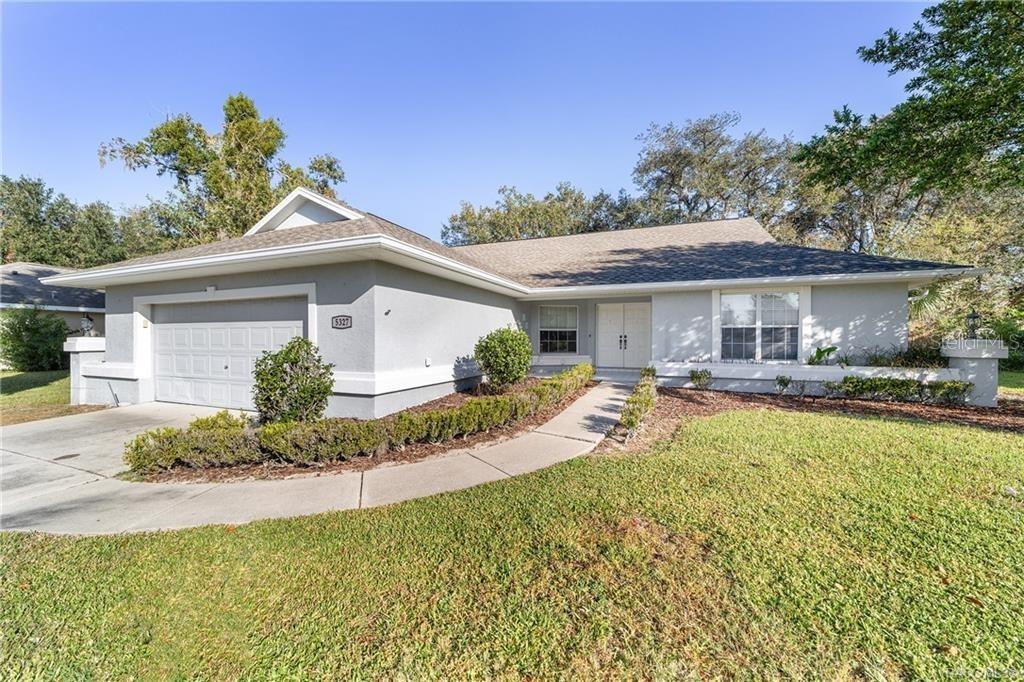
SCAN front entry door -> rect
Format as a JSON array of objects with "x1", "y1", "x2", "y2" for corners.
[{"x1": 596, "y1": 302, "x2": 651, "y2": 368}]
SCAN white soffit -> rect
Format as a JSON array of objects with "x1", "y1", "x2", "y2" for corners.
[{"x1": 245, "y1": 187, "x2": 363, "y2": 236}]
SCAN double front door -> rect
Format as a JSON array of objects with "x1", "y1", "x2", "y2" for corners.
[{"x1": 596, "y1": 302, "x2": 651, "y2": 368}]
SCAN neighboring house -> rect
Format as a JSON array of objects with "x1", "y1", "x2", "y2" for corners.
[
  {"x1": 1, "y1": 262, "x2": 105, "y2": 335},
  {"x1": 44, "y1": 187, "x2": 981, "y2": 417}
]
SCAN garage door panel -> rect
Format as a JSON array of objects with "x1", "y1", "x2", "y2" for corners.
[
  {"x1": 153, "y1": 299, "x2": 304, "y2": 411},
  {"x1": 210, "y1": 328, "x2": 228, "y2": 350},
  {"x1": 229, "y1": 328, "x2": 248, "y2": 350}
]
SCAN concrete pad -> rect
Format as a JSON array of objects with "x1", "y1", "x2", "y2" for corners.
[
  {"x1": 361, "y1": 453, "x2": 507, "y2": 508},
  {"x1": 472, "y1": 431, "x2": 592, "y2": 476},
  {"x1": 1, "y1": 450, "x2": 102, "y2": 506},
  {"x1": 1, "y1": 402, "x2": 226, "y2": 477},
  {"x1": 534, "y1": 383, "x2": 631, "y2": 443},
  {"x1": 126, "y1": 474, "x2": 362, "y2": 531},
  {"x1": 1, "y1": 478, "x2": 217, "y2": 534}
]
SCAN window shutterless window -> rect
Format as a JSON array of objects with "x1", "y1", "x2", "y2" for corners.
[
  {"x1": 720, "y1": 292, "x2": 799, "y2": 362},
  {"x1": 539, "y1": 305, "x2": 578, "y2": 353}
]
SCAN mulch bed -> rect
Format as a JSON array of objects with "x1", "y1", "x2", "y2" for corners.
[
  {"x1": 143, "y1": 379, "x2": 596, "y2": 484},
  {"x1": 598, "y1": 388, "x2": 1024, "y2": 455}
]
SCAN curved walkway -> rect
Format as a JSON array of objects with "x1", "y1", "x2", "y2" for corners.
[{"x1": 1, "y1": 383, "x2": 629, "y2": 535}]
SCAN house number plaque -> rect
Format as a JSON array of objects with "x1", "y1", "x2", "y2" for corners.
[{"x1": 331, "y1": 315, "x2": 352, "y2": 330}]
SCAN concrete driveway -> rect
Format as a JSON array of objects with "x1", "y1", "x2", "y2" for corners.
[
  {"x1": 1, "y1": 384, "x2": 630, "y2": 535},
  {"x1": 2, "y1": 403, "x2": 223, "y2": 519}
]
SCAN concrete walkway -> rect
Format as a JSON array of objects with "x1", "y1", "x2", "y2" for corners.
[{"x1": 1, "y1": 383, "x2": 630, "y2": 534}]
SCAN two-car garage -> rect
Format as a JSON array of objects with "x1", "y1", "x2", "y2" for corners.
[{"x1": 152, "y1": 297, "x2": 306, "y2": 410}]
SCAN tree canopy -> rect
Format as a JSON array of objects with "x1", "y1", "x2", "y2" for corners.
[
  {"x1": 99, "y1": 93, "x2": 345, "y2": 243},
  {"x1": 0, "y1": 176, "x2": 169, "y2": 268},
  {"x1": 798, "y1": 1, "x2": 1024, "y2": 195}
]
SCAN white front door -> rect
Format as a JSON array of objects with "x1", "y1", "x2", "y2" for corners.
[{"x1": 596, "y1": 302, "x2": 651, "y2": 368}]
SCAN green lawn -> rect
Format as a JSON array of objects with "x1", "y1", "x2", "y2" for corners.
[
  {"x1": 0, "y1": 370, "x2": 103, "y2": 425},
  {"x1": 2, "y1": 410, "x2": 1022, "y2": 678},
  {"x1": 1000, "y1": 369, "x2": 1024, "y2": 397}
]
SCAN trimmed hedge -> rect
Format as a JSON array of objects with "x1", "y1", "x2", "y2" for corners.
[
  {"x1": 821, "y1": 376, "x2": 973, "y2": 404},
  {"x1": 125, "y1": 363, "x2": 595, "y2": 474},
  {"x1": 620, "y1": 367, "x2": 657, "y2": 438}
]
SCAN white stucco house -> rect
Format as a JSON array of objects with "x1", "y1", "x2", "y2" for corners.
[{"x1": 46, "y1": 187, "x2": 999, "y2": 416}]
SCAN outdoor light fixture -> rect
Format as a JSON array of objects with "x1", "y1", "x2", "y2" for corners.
[{"x1": 966, "y1": 309, "x2": 981, "y2": 339}]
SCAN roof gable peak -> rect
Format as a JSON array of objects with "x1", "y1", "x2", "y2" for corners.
[{"x1": 244, "y1": 187, "x2": 363, "y2": 236}]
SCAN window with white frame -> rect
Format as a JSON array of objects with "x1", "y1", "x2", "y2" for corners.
[
  {"x1": 539, "y1": 305, "x2": 578, "y2": 353},
  {"x1": 720, "y1": 292, "x2": 799, "y2": 362}
]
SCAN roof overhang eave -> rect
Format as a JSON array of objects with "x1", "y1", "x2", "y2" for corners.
[
  {"x1": 519, "y1": 267, "x2": 985, "y2": 300},
  {"x1": 39, "y1": 234, "x2": 530, "y2": 297}
]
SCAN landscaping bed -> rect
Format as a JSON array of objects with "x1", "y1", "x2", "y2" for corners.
[
  {"x1": 134, "y1": 366, "x2": 596, "y2": 483},
  {"x1": 600, "y1": 386, "x2": 1024, "y2": 455}
]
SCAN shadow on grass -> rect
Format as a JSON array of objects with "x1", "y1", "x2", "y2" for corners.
[{"x1": 0, "y1": 370, "x2": 69, "y2": 397}]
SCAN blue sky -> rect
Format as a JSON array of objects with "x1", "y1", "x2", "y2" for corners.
[{"x1": 2, "y1": 2, "x2": 926, "y2": 241}]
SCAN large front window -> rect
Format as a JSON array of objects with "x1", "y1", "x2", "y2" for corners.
[
  {"x1": 539, "y1": 305, "x2": 578, "y2": 353},
  {"x1": 721, "y1": 292, "x2": 799, "y2": 362}
]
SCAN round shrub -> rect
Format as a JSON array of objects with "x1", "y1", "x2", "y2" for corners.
[
  {"x1": 474, "y1": 326, "x2": 532, "y2": 391},
  {"x1": 252, "y1": 337, "x2": 334, "y2": 423}
]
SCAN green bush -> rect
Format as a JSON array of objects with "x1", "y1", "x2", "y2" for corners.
[
  {"x1": 689, "y1": 368, "x2": 712, "y2": 390},
  {"x1": 252, "y1": 337, "x2": 334, "y2": 423},
  {"x1": 806, "y1": 346, "x2": 838, "y2": 366},
  {"x1": 474, "y1": 326, "x2": 532, "y2": 391},
  {"x1": 820, "y1": 376, "x2": 973, "y2": 405},
  {"x1": 861, "y1": 342, "x2": 947, "y2": 369},
  {"x1": 775, "y1": 375, "x2": 792, "y2": 395},
  {"x1": 924, "y1": 380, "x2": 974, "y2": 404},
  {"x1": 986, "y1": 309, "x2": 1023, "y2": 371},
  {"x1": 620, "y1": 372, "x2": 657, "y2": 437},
  {"x1": 125, "y1": 363, "x2": 596, "y2": 473},
  {"x1": 0, "y1": 307, "x2": 70, "y2": 371},
  {"x1": 123, "y1": 411, "x2": 262, "y2": 473}
]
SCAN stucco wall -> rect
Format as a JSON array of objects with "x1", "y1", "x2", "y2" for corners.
[
  {"x1": 651, "y1": 290, "x2": 713, "y2": 362},
  {"x1": 810, "y1": 282, "x2": 909, "y2": 358},
  {"x1": 103, "y1": 262, "x2": 377, "y2": 374},
  {"x1": 371, "y1": 262, "x2": 520, "y2": 374}
]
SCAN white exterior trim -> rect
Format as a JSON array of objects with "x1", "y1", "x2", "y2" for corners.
[
  {"x1": 245, "y1": 187, "x2": 363, "y2": 236},
  {"x1": 0, "y1": 302, "x2": 104, "y2": 313},
  {"x1": 63, "y1": 336, "x2": 106, "y2": 352},
  {"x1": 522, "y1": 268, "x2": 981, "y2": 299},
  {"x1": 531, "y1": 354, "x2": 593, "y2": 366},
  {"x1": 653, "y1": 361, "x2": 961, "y2": 383},
  {"x1": 332, "y1": 362, "x2": 481, "y2": 395},
  {"x1": 710, "y1": 286, "x2": 812, "y2": 364}
]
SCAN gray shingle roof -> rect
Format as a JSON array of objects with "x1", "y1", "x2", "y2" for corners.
[
  {"x1": 50, "y1": 213, "x2": 970, "y2": 291},
  {"x1": 452, "y1": 218, "x2": 966, "y2": 286},
  {"x1": 60, "y1": 214, "x2": 497, "y2": 278},
  {"x1": 1, "y1": 262, "x2": 105, "y2": 309}
]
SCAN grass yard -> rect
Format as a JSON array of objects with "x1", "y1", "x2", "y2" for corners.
[
  {"x1": 1000, "y1": 369, "x2": 1024, "y2": 398},
  {"x1": 2, "y1": 410, "x2": 1023, "y2": 678},
  {"x1": 0, "y1": 370, "x2": 104, "y2": 426}
]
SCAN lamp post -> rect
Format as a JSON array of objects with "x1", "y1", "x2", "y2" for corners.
[{"x1": 965, "y1": 309, "x2": 980, "y2": 340}]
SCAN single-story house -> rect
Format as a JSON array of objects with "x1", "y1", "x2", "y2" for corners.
[
  {"x1": 1, "y1": 262, "x2": 105, "y2": 335},
  {"x1": 45, "y1": 187, "x2": 993, "y2": 416}
]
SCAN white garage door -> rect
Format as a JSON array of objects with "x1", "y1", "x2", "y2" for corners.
[{"x1": 153, "y1": 298, "x2": 305, "y2": 410}]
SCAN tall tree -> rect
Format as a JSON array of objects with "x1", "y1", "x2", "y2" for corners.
[
  {"x1": 633, "y1": 113, "x2": 799, "y2": 235},
  {"x1": 799, "y1": 1, "x2": 1024, "y2": 194},
  {"x1": 99, "y1": 93, "x2": 346, "y2": 243},
  {"x1": 0, "y1": 175, "x2": 168, "y2": 268},
  {"x1": 442, "y1": 183, "x2": 642, "y2": 246}
]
